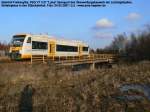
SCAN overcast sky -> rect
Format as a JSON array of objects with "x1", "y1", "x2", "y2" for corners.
[{"x1": 0, "y1": 0, "x2": 150, "y2": 49}]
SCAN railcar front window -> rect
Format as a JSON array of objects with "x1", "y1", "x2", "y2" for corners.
[{"x1": 11, "y1": 36, "x2": 25, "y2": 47}]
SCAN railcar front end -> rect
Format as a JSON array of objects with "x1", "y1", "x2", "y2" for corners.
[{"x1": 9, "y1": 34, "x2": 32, "y2": 60}]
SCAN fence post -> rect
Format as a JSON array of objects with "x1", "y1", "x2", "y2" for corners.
[
  {"x1": 90, "y1": 62, "x2": 95, "y2": 70},
  {"x1": 53, "y1": 55, "x2": 54, "y2": 61},
  {"x1": 31, "y1": 53, "x2": 32, "y2": 64},
  {"x1": 43, "y1": 54, "x2": 45, "y2": 63},
  {"x1": 59, "y1": 56, "x2": 60, "y2": 62}
]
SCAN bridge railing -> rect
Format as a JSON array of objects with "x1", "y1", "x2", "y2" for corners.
[
  {"x1": 31, "y1": 54, "x2": 118, "y2": 64},
  {"x1": 31, "y1": 55, "x2": 48, "y2": 64}
]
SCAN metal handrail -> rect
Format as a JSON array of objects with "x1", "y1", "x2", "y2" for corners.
[{"x1": 31, "y1": 54, "x2": 117, "y2": 64}]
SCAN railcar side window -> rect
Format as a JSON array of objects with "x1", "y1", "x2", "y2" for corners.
[
  {"x1": 56, "y1": 45, "x2": 78, "y2": 52},
  {"x1": 83, "y1": 47, "x2": 88, "y2": 51},
  {"x1": 27, "y1": 37, "x2": 31, "y2": 43},
  {"x1": 32, "y1": 41, "x2": 47, "y2": 49}
]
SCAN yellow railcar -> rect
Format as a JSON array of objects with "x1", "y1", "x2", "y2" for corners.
[{"x1": 9, "y1": 33, "x2": 89, "y2": 60}]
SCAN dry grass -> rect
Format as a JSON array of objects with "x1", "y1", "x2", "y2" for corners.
[
  {"x1": 0, "y1": 56, "x2": 10, "y2": 62},
  {"x1": 0, "y1": 62, "x2": 150, "y2": 112}
]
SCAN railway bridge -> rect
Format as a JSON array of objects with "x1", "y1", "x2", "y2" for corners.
[{"x1": 31, "y1": 54, "x2": 118, "y2": 70}]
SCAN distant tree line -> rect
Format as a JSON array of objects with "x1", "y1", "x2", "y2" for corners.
[
  {"x1": 102, "y1": 25, "x2": 150, "y2": 62},
  {"x1": 0, "y1": 42, "x2": 9, "y2": 51},
  {"x1": 89, "y1": 48, "x2": 118, "y2": 54}
]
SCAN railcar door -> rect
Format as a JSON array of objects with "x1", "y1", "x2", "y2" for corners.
[
  {"x1": 49, "y1": 41, "x2": 56, "y2": 56},
  {"x1": 79, "y1": 45, "x2": 83, "y2": 56}
]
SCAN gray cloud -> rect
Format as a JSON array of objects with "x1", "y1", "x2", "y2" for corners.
[
  {"x1": 93, "y1": 18, "x2": 115, "y2": 29},
  {"x1": 126, "y1": 12, "x2": 141, "y2": 21}
]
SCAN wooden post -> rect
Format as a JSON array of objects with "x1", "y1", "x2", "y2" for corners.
[
  {"x1": 53, "y1": 55, "x2": 54, "y2": 61},
  {"x1": 59, "y1": 56, "x2": 60, "y2": 62},
  {"x1": 43, "y1": 54, "x2": 45, "y2": 63},
  {"x1": 31, "y1": 54, "x2": 32, "y2": 64},
  {"x1": 90, "y1": 62, "x2": 95, "y2": 70}
]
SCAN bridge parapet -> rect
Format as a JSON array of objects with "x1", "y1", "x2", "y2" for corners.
[{"x1": 31, "y1": 54, "x2": 118, "y2": 65}]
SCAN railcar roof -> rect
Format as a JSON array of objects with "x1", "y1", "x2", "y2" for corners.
[{"x1": 13, "y1": 33, "x2": 89, "y2": 46}]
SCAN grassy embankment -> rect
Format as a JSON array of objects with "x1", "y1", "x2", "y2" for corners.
[{"x1": 0, "y1": 62, "x2": 150, "y2": 112}]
